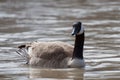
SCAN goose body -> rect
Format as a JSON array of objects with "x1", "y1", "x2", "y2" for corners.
[{"x1": 16, "y1": 22, "x2": 85, "y2": 68}]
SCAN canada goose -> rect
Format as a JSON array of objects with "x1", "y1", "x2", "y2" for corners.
[{"x1": 16, "y1": 22, "x2": 85, "y2": 68}]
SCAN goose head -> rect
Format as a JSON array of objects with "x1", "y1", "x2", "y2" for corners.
[
  {"x1": 72, "y1": 22, "x2": 84, "y2": 36},
  {"x1": 68, "y1": 22, "x2": 85, "y2": 68}
]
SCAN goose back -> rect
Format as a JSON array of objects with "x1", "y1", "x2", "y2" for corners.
[{"x1": 22, "y1": 41, "x2": 73, "y2": 68}]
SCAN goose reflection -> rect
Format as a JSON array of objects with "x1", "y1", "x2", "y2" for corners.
[{"x1": 28, "y1": 67, "x2": 84, "y2": 79}]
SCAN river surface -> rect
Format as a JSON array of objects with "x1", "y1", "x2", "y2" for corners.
[{"x1": 0, "y1": 0, "x2": 120, "y2": 80}]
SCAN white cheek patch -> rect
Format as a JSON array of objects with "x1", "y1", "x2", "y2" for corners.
[{"x1": 78, "y1": 25, "x2": 84, "y2": 35}]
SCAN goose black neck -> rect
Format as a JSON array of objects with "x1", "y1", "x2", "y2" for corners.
[{"x1": 72, "y1": 32, "x2": 84, "y2": 59}]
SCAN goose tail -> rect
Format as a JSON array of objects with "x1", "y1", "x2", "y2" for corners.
[{"x1": 16, "y1": 45, "x2": 30, "y2": 64}]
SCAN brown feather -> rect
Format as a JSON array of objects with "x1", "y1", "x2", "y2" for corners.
[{"x1": 18, "y1": 41, "x2": 73, "y2": 68}]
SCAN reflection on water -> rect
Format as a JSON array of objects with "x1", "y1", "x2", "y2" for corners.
[
  {"x1": 0, "y1": 0, "x2": 120, "y2": 80},
  {"x1": 29, "y1": 68, "x2": 84, "y2": 79}
]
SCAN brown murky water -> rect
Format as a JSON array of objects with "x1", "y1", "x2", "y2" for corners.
[{"x1": 0, "y1": 0, "x2": 120, "y2": 80}]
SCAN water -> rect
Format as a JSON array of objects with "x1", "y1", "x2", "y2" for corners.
[{"x1": 0, "y1": 0, "x2": 120, "y2": 80}]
